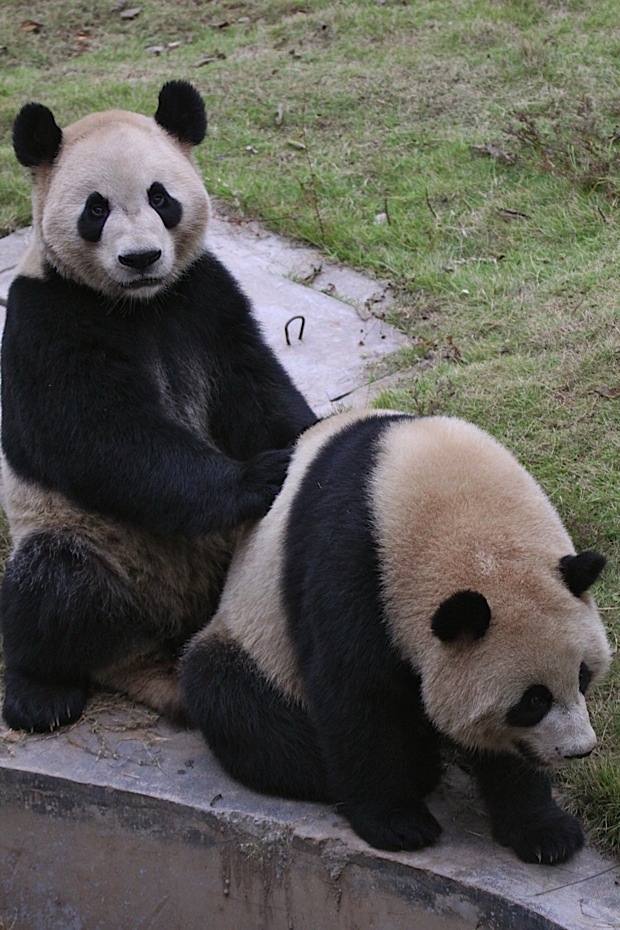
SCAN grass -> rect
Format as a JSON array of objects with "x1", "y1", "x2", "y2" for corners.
[{"x1": 0, "y1": 0, "x2": 619, "y2": 857}]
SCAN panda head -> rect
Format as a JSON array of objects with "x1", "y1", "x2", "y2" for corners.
[
  {"x1": 372, "y1": 416, "x2": 612, "y2": 769},
  {"x1": 13, "y1": 81, "x2": 209, "y2": 300},
  {"x1": 422, "y1": 551, "x2": 611, "y2": 767}
]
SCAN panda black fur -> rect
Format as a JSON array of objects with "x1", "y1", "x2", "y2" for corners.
[
  {"x1": 1, "y1": 81, "x2": 316, "y2": 733},
  {"x1": 181, "y1": 409, "x2": 611, "y2": 865}
]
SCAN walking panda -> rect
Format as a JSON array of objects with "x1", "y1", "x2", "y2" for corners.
[
  {"x1": 1, "y1": 81, "x2": 316, "y2": 733},
  {"x1": 181, "y1": 409, "x2": 611, "y2": 864}
]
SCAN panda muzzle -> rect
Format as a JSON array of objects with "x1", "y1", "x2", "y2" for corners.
[{"x1": 118, "y1": 249, "x2": 162, "y2": 272}]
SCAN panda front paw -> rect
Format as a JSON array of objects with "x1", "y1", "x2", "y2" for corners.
[
  {"x1": 241, "y1": 447, "x2": 293, "y2": 517},
  {"x1": 493, "y1": 807, "x2": 584, "y2": 865},
  {"x1": 2, "y1": 670, "x2": 87, "y2": 733},
  {"x1": 343, "y1": 798, "x2": 442, "y2": 852}
]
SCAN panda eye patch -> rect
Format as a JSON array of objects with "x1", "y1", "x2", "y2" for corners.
[
  {"x1": 78, "y1": 192, "x2": 110, "y2": 242},
  {"x1": 148, "y1": 182, "x2": 182, "y2": 229},
  {"x1": 506, "y1": 685, "x2": 553, "y2": 728},
  {"x1": 579, "y1": 662, "x2": 593, "y2": 695}
]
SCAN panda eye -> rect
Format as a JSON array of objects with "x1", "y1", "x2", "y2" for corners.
[
  {"x1": 526, "y1": 691, "x2": 548, "y2": 711},
  {"x1": 78, "y1": 192, "x2": 110, "y2": 242},
  {"x1": 579, "y1": 662, "x2": 593, "y2": 695},
  {"x1": 149, "y1": 190, "x2": 167, "y2": 209},
  {"x1": 506, "y1": 685, "x2": 553, "y2": 727},
  {"x1": 89, "y1": 202, "x2": 107, "y2": 218},
  {"x1": 148, "y1": 181, "x2": 182, "y2": 229}
]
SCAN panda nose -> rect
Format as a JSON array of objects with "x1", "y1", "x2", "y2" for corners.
[
  {"x1": 564, "y1": 748, "x2": 594, "y2": 760},
  {"x1": 118, "y1": 249, "x2": 162, "y2": 272}
]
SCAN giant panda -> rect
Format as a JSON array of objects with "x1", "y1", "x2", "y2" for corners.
[
  {"x1": 181, "y1": 409, "x2": 612, "y2": 865},
  {"x1": 1, "y1": 81, "x2": 316, "y2": 733}
]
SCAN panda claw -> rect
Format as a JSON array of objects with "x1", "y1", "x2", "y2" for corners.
[
  {"x1": 494, "y1": 807, "x2": 584, "y2": 865},
  {"x1": 2, "y1": 671, "x2": 87, "y2": 733}
]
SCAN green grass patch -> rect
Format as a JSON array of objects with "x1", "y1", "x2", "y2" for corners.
[{"x1": 0, "y1": 0, "x2": 619, "y2": 857}]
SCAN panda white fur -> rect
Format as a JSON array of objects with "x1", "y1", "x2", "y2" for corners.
[
  {"x1": 181, "y1": 409, "x2": 611, "y2": 865},
  {"x1": 1, "y1": 81, "x2": 316, "y2": 732}
]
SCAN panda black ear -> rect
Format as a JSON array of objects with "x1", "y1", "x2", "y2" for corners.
[
  {"x1": 559, "y1": 551, "x2": 606, "y2": 597},
  {"x1": 431, "y1": 590, "x2": 491, "y2": 643},
  {"x1": 155, "y1": 81, "x2": 207, "y2": 146},
  {"x1": 13, "y1": 103, "x2": 63, "y2": 168}
]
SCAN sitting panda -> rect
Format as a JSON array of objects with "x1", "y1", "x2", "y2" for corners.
[
  {"x1": 1, "y1": 81, "x2": 316, "y2": 733},
  {"x1": 181, "y1": 409, "x2": 611, "y2": 865}
]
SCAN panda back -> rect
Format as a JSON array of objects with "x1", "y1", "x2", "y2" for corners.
[{"x1": 201, "y1": 409, "x2": 401, "y2": 698}]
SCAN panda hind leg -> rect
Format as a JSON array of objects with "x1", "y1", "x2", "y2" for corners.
[
  {"x1": 473, "y1": 752, "x2": 584, "y2": 865},
  {"x1": 181, "y1": 636, "x2": 328, "y2": 801},
  {"x1": 1, "y1": 531, "x2": 139, "y2": 733}
]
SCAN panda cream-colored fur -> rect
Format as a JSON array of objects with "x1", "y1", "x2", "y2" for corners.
[
  {"x1": 182, "y1": 410, "x2": 611, "y2": 865},
  {"x1": 1, "y1": 82, "x2": 315, "y2": 733},
  {"x1": 18, "y1": 99, "x2": 209, "y2": 299}
]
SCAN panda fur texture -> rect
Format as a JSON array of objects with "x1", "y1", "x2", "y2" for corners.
[
  {"x1": 1, "y1": 81, "x2": 316, "y2": 733},
  {"x1": 181, "y1": 409, "x2": 611, "y2": 865}
]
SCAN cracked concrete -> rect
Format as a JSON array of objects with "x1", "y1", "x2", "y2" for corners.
[{"x1": 0, "y1": 214, "x2": 618, "y2": 930}]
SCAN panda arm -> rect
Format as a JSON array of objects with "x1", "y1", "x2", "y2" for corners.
[
  {"x1": 1, "y1": 290, "x2": 286, "y2": 537},
  {"x1": 211, "y1": 338, "x2": 317, "y2": 458},
  {"x1": 195, "y1": 253, "x2": 317, "y2": 456},
  {"x1": 4, "y1": 388, "x2": 284, "y2": 539},
  {"x1": 310, "y1": 646, "x2": 443, "y2": 852},
  {"x1": 470, "y1": 752, "x2": 584, "y2": 864},
  {"x1": 289, "y1": 550, "x2": 442, "y2": 852}
]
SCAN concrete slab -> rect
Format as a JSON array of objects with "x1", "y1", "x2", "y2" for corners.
[
  {"x1": 1, "y1": 701, "x2": 618, "y2": 930},
  {"x1": 0, "y1": 214, "x2": 406, "y2": 415}
]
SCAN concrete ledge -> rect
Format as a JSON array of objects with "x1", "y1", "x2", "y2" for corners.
[{"x1": 1, "y1": 701, "x2": 618, "y2": 930}]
